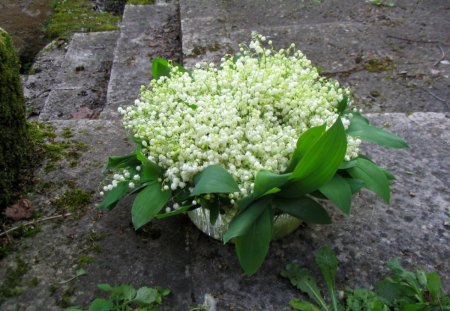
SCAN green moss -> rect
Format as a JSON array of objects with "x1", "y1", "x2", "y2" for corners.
[
  {"x1": 127, "y1": 0, "x2": 155, "y2": 3},
  {"x1": 0, "y1": 258, "x2": 30, "y2": 303},
  {"x1": 46, "y1": 0, "x2": 120, "y2": 40},
  {"x1": 58, "y1": 286, "x2": 75, "y2": 307},
  {"x1": 78, "y1": 255, "x2": 94, "y2": 266},
  {"x1": 364, "y1": 57, "x2": 395, "y2": 72},
  {"x1": 53, "y1": 188, "x2": 92, "y2": 218},
  {"x1": 62, "y1": 127, "x2": 73, "y2": 138},
  {"x1": 0, "y1": 28, "x2": 32, "y2": 210}
]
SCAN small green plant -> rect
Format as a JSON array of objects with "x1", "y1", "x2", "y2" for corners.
[
  {"x1": 281, "y1": 246, "x2": 450, "y2": 311},
  {"x1": 369, "y1": 0, "x2": 396, "y2": 8},
  {"x1": 65, "y1": 283, "x2": 170, "y2": 311}
]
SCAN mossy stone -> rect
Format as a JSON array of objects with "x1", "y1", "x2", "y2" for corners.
[{"x1": 0, "y1": 28, "x2": 31, "y2": 210}]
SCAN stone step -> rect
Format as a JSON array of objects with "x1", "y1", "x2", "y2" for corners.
[
  {"x1": 100, "y1": 4, "x2": 181, "y2": 119},
  {"x1": 23, "y1": 40, "x2": 67, "y2": 119},
  {"x1": 38, "y1": 31, "x2": 119, "y2": 121},
  {"x1": 180, "y1": 0, "x2": 450, "y2": 113},
  {"x1": 1, "y1": 112, "x2": 448, "y2": 309}
]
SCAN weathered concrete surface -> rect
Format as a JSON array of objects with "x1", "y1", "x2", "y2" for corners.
[
  {"x1": 23, "y1": 40, "x2": 67, "y2": 118},
  {"x1": 1, "y1": 113, "x2": 448, "y2": 310},
  {"x1": 101, "y1": 4, "x2": 182, "y2": 119},
  {"x1": 39, "y1": 31, "x2": 119, "y2": 121},
  {"x1": 180, "y1": 0, "x2": 450, "y2": 112}
]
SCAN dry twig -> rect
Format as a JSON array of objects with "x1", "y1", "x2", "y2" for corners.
[{"x1": 0, "y1": 213, "x2": 72, "y2": 238}]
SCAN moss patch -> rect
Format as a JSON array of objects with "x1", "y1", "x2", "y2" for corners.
[
  {"x1": 0, "y1": 258, "x2": 30, "y2": 303},
  {"x1": 45, "y1": 0, "x2": 120, "y2": 40},
  {"x1": 127, "y1": 0, "x2": 155, "y2": 4},
  {"x1": 52, "y1": 188, "x2": 92, "y2": 218},
  {"x1": 364, "y1": 57, "x2": 396, "y2": 72}
]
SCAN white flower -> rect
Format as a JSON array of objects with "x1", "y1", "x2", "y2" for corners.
[
  {"x1": 120, "y1": 33, "x2": 360, "y2": 199},
  {"x1": 128, "y1": 182, "x2": 135, "y2": 189}
]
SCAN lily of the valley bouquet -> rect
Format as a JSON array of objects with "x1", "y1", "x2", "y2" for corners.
[{"x1": 100, "y1": 33, "x2": 408, "y2": 275}]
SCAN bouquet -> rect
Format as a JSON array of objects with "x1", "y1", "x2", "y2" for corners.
[{"x1": 100, "y1": 33, "x2": 408, "y2": 275}]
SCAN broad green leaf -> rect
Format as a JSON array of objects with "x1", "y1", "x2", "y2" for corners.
[
  {"x1": 114, "y1": 284, "x2": 136, "y2": 301},
  {"x1": 64, "y1": 308, "x2": 83, "y2": 311},
  {"x1": 347, "y1": 112, "x2": 408, "y2": 148},
  {"x1": 132, "y1": 182, "x2": 171, "y2": 230},
  {"x1": 253, "y1": 170, "x2": 291, "y2": 197},
  {"x1": 347, "y1": 158, "x2": 391, "y2": 203},
  {"x1": 387, "y1": 259, "x2": 421, "y2": 292},
  {"x1": 97, "y1": 283, "x2": 114, "y2": 292},
  {"x1": 285, "y1": 124, "x2": 326, "y2": 172},
  {"x1": 426, "y1": 272, "x2": 443, "y2": 304},
  {"x1": 102, "y1": 153, "x2": 139, "y2": 172},
  {"x1": 346, "y1": 178, "x2": 365, "y2": 194},
  {"x1": 337, "y1": 95, "x2": 349, "y2": 114},
  {"x1": 319, "y1": 175, "x2": 352, "y2": 215},
  {"x1": 152, "y1": 57, "x2": 171, "y2": 80},
  {"x1": 200, "y1": 198, "x2": 220, "y2": 225},
  {"x1": 288, "y1": 118, "x2": 347, "y2": 196},
  {"x1": 136, "y1": 146, "x2": 163, "y2": 179},
  {"x1": 99, "y1": 181, "x2": 129, "y2": 210},
  {"x1": 88, "y1": 298, "x2": 113, "y2": 311},
  {"x1": 401, "y1": 303, "x2": 429, "y2": 311},
  {"x1": 223, "y1": 197, "x2": 271, "y2": 243},
  {"x1": 274, "y1": 196, "x2": 331, "y2": 224},
  {"x1": 134, "y1": 287, "x2": 158, "y2": 304},
  {"x1": 315, "y1": 246, "x2": 338, "y2": 311},
  {"x1": 281, "y1": 264, "x2": 329, "y2": 310},
  {"x1": 235, "y1": 208, "x2": 273, "y2": 276},
  {"x1": 155, "y1": 204, "x2": 194, "y2": 219},
  {"x1": 191, "y1": 165, "x2": 239, "y2": 196},
  {"x1": 339, "y1": 160, "x2": 357, "y2": 170},
  {"x1": 290, "y1": 299, "x2": 321, "y2": 311},
  {"x1": 375, "y1": 279, "x2": 416, "y2": 304}
]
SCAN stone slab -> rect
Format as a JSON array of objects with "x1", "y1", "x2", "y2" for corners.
[
  {"x1": 101, "y1": 4, "x2": 182, "y2": 119},
  {"x1": 39, "y1": 31, "x2": 119, "y2": 121},
  {"x1": 23, "y1": 40, "x2": 67, "y2": 119},
  {"x1": 1, "y1": 112, "x2": 448, "y2": 310},
  {"x1": 180, "y1": 0, "x2": 450, "y2": 113}
]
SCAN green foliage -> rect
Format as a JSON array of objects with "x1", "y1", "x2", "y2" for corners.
[
  {"x1": 65, "y1": 283, "x2": 170, "y2": 311},
  {"x1": 45, "y1": 0, "x2": 120, "y2": 40},
  {"x1": 53, "y1": 188, "x2": 92, "y2": 218},
  {"x1": 369, "y1": 0, "x2": 396, "y2": 7},
  {"x1": 0, "y1": 258, "x2": 30, "y2": 303},
  {"x1": 127, "y1": 0, "x2": 155, "y2": 4},
  {"x1": 281, "y1": 247, "x2": 450, "y2": 311},
  {"x1": 0, "y1": 28, "x2": 32, "y2": 210}
]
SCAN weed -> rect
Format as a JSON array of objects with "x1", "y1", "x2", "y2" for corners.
[
  {"x1": 364, "y1": 57, "x2": 395, "y2": 72},
  {"x1": 52, "y1": 188, "x2": 92, "y2": 219}
]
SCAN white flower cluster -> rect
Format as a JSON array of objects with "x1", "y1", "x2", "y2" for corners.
[
  {"x1": 120, "y1": 33, "x2": 361, "y2": 198},
  {"x1": 100, "y1": 166, "x2": 141, "y2": 196}
]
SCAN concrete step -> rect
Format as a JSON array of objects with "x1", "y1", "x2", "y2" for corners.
[
  {"x1": 23, "y1": 40, "x2": 67, "y2": 119},
  {"x1": 1, "y1": 112, "x2": 449, "y2": 310},
  {"x1": 180, "y1": 0, "x2": 450, "y2": 113},
  {"x1": 38, "y1": 31, "x2": 119, "y2": 121},
  {"x1": 100, "y1": 4, "x2": 182, "y2": 119}
]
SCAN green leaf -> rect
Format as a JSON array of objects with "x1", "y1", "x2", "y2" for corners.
[
  {"x1": 337, "y1": 95, "x2": 349, "y2": 114},
  {"x1": 235, "y1": 208, "x2": 273, "y2": 275},
  {"x1": 155, "y1": 204, "x2": 194, "y2": 219},
  {"x1": 136, "y1": 146, "x2": 163, "y2": 180},
  {"x1": 114, "y1": 284, "x2": 136, "y2": 301},
  {"x1": 347, "y1": 112, "x2": 408, "y2": 148},
  {"x1": 339, "y1": 160, "x2": 357, "y2": 170},
  {"x1": 200, "y1": 198, "x2": 220, "y2": 225},
  {"x1": 319, "y1": 175, "x2": 352, "y2": 215},
  {"x1": 346, "y1": 178, "x2": 365, "y2": 194},
  {"x1": 223, "y1": 197, "x2": 271, "y2": 243},
  {"x1": 191, "y1": 165, "x2": 240, "y2": 196},
  {"x1": 288, "y1": 118, "x2": 347, "y2": 196},
  {"x1": 253, "y1": 170, "x2": 291, "y2": 197},
  {"x1": 347, "y1": 158, "x2": 391, "y2": 203},
  {"x1": 97, "y1": 283, "x2": 114, "y2": 292},
  {"x1": 132, "y1": 182, "x2": 171, "y2": 230},
  {"x1": 426, "y1": 272, "x2": 443, "y2": 304},
  {"x1": 99, "y1": 182, "x2": 129, "y2": 210},
  {"x1": 88, "y1": 298, "x2": 114, "y2": 311},
  {"x1": 281, "y1": 264, "x2": 329, "y2": 310},
  {"x1": 274, "y1": 196, "x2": 331, "y2": 224},
  {"x1": 346, "y1": 289, "x2": 385, "y2": 311},
  {"x1": 152, "y1": 57, "x2": 171, "y2": 80},
  {"x1": 290, "y1": 299, "x2": 321, "y2": 311},
  {"x1": 375, "y1": 279, "x2": 416, "y2": 304},
  {"x1": 102, "y1": 153, "x2": 139, "y2": 172},
  {"x1": 134, "y1": 287, "x2": 158, "y2": 305},
  {"x1": 314, "y1": 246, "x2": 338, "y2": 311},
  {"x1": 286, "y1": 124, "x2": 326, "y2": 172}
]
